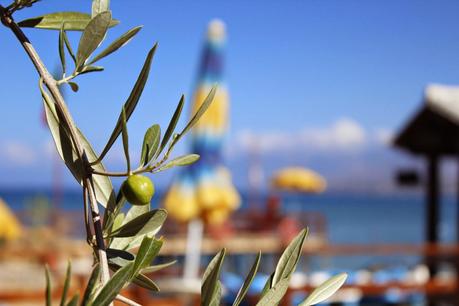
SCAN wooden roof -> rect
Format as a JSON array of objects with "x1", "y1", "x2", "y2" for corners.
[{"x1": 393, "y1": 84, "x2": 459, "y2": 155}]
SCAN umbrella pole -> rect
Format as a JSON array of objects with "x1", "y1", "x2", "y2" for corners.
[{"x1": 184, "y1": 218, "x2": 204, "y2": 280}]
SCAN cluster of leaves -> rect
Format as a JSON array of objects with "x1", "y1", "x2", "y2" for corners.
[
  {"x1": 14, "y1": 0, "x2": 214, "y2": 303},
  {"x1": 1, "y1": 0, "x2": 349, "y2": 304},
  {"x1": 44, "y1": 236, "x2": 173, "y2": 306},
  {"x1": 201, "y1": 229, "x2": 347, "y2": 306}
]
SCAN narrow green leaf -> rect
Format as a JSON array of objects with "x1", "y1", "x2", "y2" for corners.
[
  {"x1": 111, "y1": 212, "x2": 125, "y2": 232},
  {"x1": 45, "y1": 265, "x2": 51, "y2": 306},
  {"x1": 121, "y1": 106, "x2": 130, "y2": 173},
  {"x1": 201, "y1": 249, "x2": 226, "y2": 306},
  {"x1": 40, "y1": 80, "x2": 85, "y2": 187},
  {"x1": 82, "y1": 264, "x2": 100, "y2": 305},
  {"x1": 209, "y1": 281, "x2": 222, "y2": 306},
  {"x1": 62, "y1": 29, "x2": 76, "y2": 62},
  {"x1": 96, "y1": 44, "x2": 157, "y2": 163},
  {"x1": 109, "y1": 209, "x2": 167, "y2": 238},
  {"x1": 103, "y1": 191, "x2": 126, "y2": 233},
  {"x1": 59, "y1": 24, "x2": 66, "y2": 75},
  {"x1": 256, "y1": 278, "x2": 290, "y2": 306},
  {"x1": 59, "y1": 261, "x2": 71, "y2": 306},
  {"x1": 272, "y1": 228, "x2": 308, "y2": 286},
  {"x1": 132, "y1": 236, "x2": 163, "y2": 276},
  {"x1": 66, "y1": 294, "x2": 79, "y2": 306},
  {"x1": 40, "y1": 61, "x2": 115, "y2": 211},
  {"x1": 167, "y1": 87, "x2": 216, "y2": 155},
  {"x1": 132, "y1": 273, "x2": 160, "y2": 291},
  {"x1": 108, "y1": 262, "x2": 160, "y2": 291},
  {"x1": 91, "y1": 262, "x2": 134, "y2": 306},
  {"x1": 140, "y1": 124, "x2": 161, "y2": 166},
  {"x1": 156, "y1": 154, "x2": 199, "y2": 172},
  {"x1": 19, "y1": 12, "x2": 91, "y2": 31},
  {"x1": 108, "y1": 204, "x2": 150, "y2": 250},
  {"x1": 299, "y1": 273, "x2": 347, "y2": 306},
  {"x1": 67, "y1": 82, "x2": 79, "y2": 92},
  {"x1": 124, "y1": 203, "x2": 150, "y2": 224},
  {"x1": 233, "y1": 252, "x2": 261, "y2": 306},
  {"x1": 76, "y1": 11, "x2": 111, "y2": 69},
  {"x1": 92, "y1": 0, "x2": 110, "y2": 17},
  {"x1": 89, "y1": 26, "x2": 142, "y2": 65},
  {"x1": 79, "y1": 65, "x2": 104, "y2": 75},
  {"x1": 140, "y1": 260, "x2": 176, "y2": 274},
  {"x1": 260, "y1": 272, "x2": 274, "y2": 298},
  {"x1": 182, "y1": 87, "x2": 216, "y2": 136},
  {"x1": 155, "y1": 95, "x2": 184, "y2": 158},
  {"x1": 77, "y1": 129, "x2": 116, "y2": 209},
  {"x1": 18, "y1": 12, "x2": 119, "y2": 31}
]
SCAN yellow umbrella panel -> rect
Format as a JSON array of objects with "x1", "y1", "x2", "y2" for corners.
[{"x1": 271, "y1": 167, "x2": 326, "y2": 194}]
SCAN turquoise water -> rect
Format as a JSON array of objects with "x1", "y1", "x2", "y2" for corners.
[{"x1": 2, "y1": 189, "x2": 457, "y2": 244}]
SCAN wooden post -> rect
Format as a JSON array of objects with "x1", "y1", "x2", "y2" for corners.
[{"x1": 426, "y1": 155, "x2": 439, "y2": 281}]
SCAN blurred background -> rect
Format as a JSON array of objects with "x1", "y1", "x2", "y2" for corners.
[{"x1": 1, "y1": 0, "x2": 459, "y2": 305}]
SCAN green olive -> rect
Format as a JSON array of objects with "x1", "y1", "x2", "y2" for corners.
[{"x1": 121, "y1": 174, "x2": 154, "y2": 206}]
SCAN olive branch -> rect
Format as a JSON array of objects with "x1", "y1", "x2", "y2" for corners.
[{"x1": 0, "y1": 1, "x2": 347, "y2": 305}]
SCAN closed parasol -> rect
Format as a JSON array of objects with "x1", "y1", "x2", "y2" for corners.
[
  {"x1": 162, "y1": 19, "x2": 240, "y2": 225},
  {"x1": 161, "y1": 20, "x2": 240, "y2": 286}
]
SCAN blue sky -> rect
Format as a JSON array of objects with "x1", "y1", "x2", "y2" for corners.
[{"x1": 1, "y1": 0, "x2": 459, "y2": 191}]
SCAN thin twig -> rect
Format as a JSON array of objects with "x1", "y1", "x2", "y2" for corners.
[
  {"x1": 116, "y1": 294, "x2": 142, "y2": 306},
  {"x1": 92, "y1": 166, "x2": 151, "y2": 177}
]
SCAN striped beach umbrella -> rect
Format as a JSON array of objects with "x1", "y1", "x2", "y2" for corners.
[{"x1": 163, "y1": 20, "x2": 240, "y2": 225}]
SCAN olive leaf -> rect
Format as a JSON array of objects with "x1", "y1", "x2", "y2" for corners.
[
  {"x1": 18, "y1": 12, "x2": 119, "y2": 31},
  {"x1": 107, "y1": 204, "x2": 150, "y2": 249},
  {"x1": 60, "y1": 261, "x2": 71, "y2": 306},
  {"x1": 103, "y1": 191, "x2": 126, "y2": 233},
  {"x1": 140, "y1": 124, "x2": 161, "y2": 166},
  {"x1": 132, "y1": 273, "x2": 160, "y2": 291},
  {"x1": 108, "y1": 262, "x2": 160, "y2": 291},
  {"x1": 67, "y1": 82, "x2": 78, "y2": 92},
  {"x1": 40, "y1": 80, "x2": 116, "y2": 209},
  {"x1": 62, "y1": 30, "x2": 76, "y2": 63},
  {"x1": 89, "y1": 26, "x2": 142, "y2": 65},
  {"x1": 79, "y1": 65, "x2": 104, "y2": 75},
  {"x1": 77, "y1": 128, "x2": 116, "y2": 209},
  {"x1": 155, "y1": 95, "x2": 184, "y2": 159},
  {"x1": 141, "y1": 260, "x2": 176, "y2": 274},
  {"x1": 40, "y1": 80, "x2": 85, "y2": 188},
  {"x1": 108, "y1": 209, "x2": 167, "y2": 238},
  {"x1": 256, "y1": 278, "x2": 290, "y2": 306},
  {"x1": 66, "y1": 294, "x2": 79, "y2": 306},
  {"x1": 272, "y1": 228, "x2": 308, "y2": 286},
  {"x1": 92, "y1": 0, "x2": 110, "y2": 17},
  {"x1": 201, "y1": 249, "x2": 226, "y2": 306},
  {"x1": 95, "y1": 44, "x2": 157, "y2": 164},
  {"x1": 90, "y1": 262, "x2": 134, "y2": 306},
  {"x1": 58, "y1": 24, "x2": 66, "y2": 75},
  {"x1": 155, "y1": 154, "x2": 199, "y2": 172},
  {"x1": 131, "y1": 236, "x2": 163, "y2": 278},
  {"x1": 299, "y1": 273, "x2": 347, "y2": 306},
  {"x1": 233, "y1": 251, "x2": 261, "y2": 306},
  {"x1": 121, "y1": 106, "x2": 131, "y2": 172},
  {"x1": 76, "y1": 11, "x2": 112, "y2": 70},
  {"x1": 166, "y1": 87, "x2": 216, "y2": 156},
  {"x1": 82, "y1": 264, "x2": 100, "y2": 305}
]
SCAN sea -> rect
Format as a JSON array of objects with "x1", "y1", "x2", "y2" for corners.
[{"x1": 2, "y1": 189, "x2": 457, "y2": 263}]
